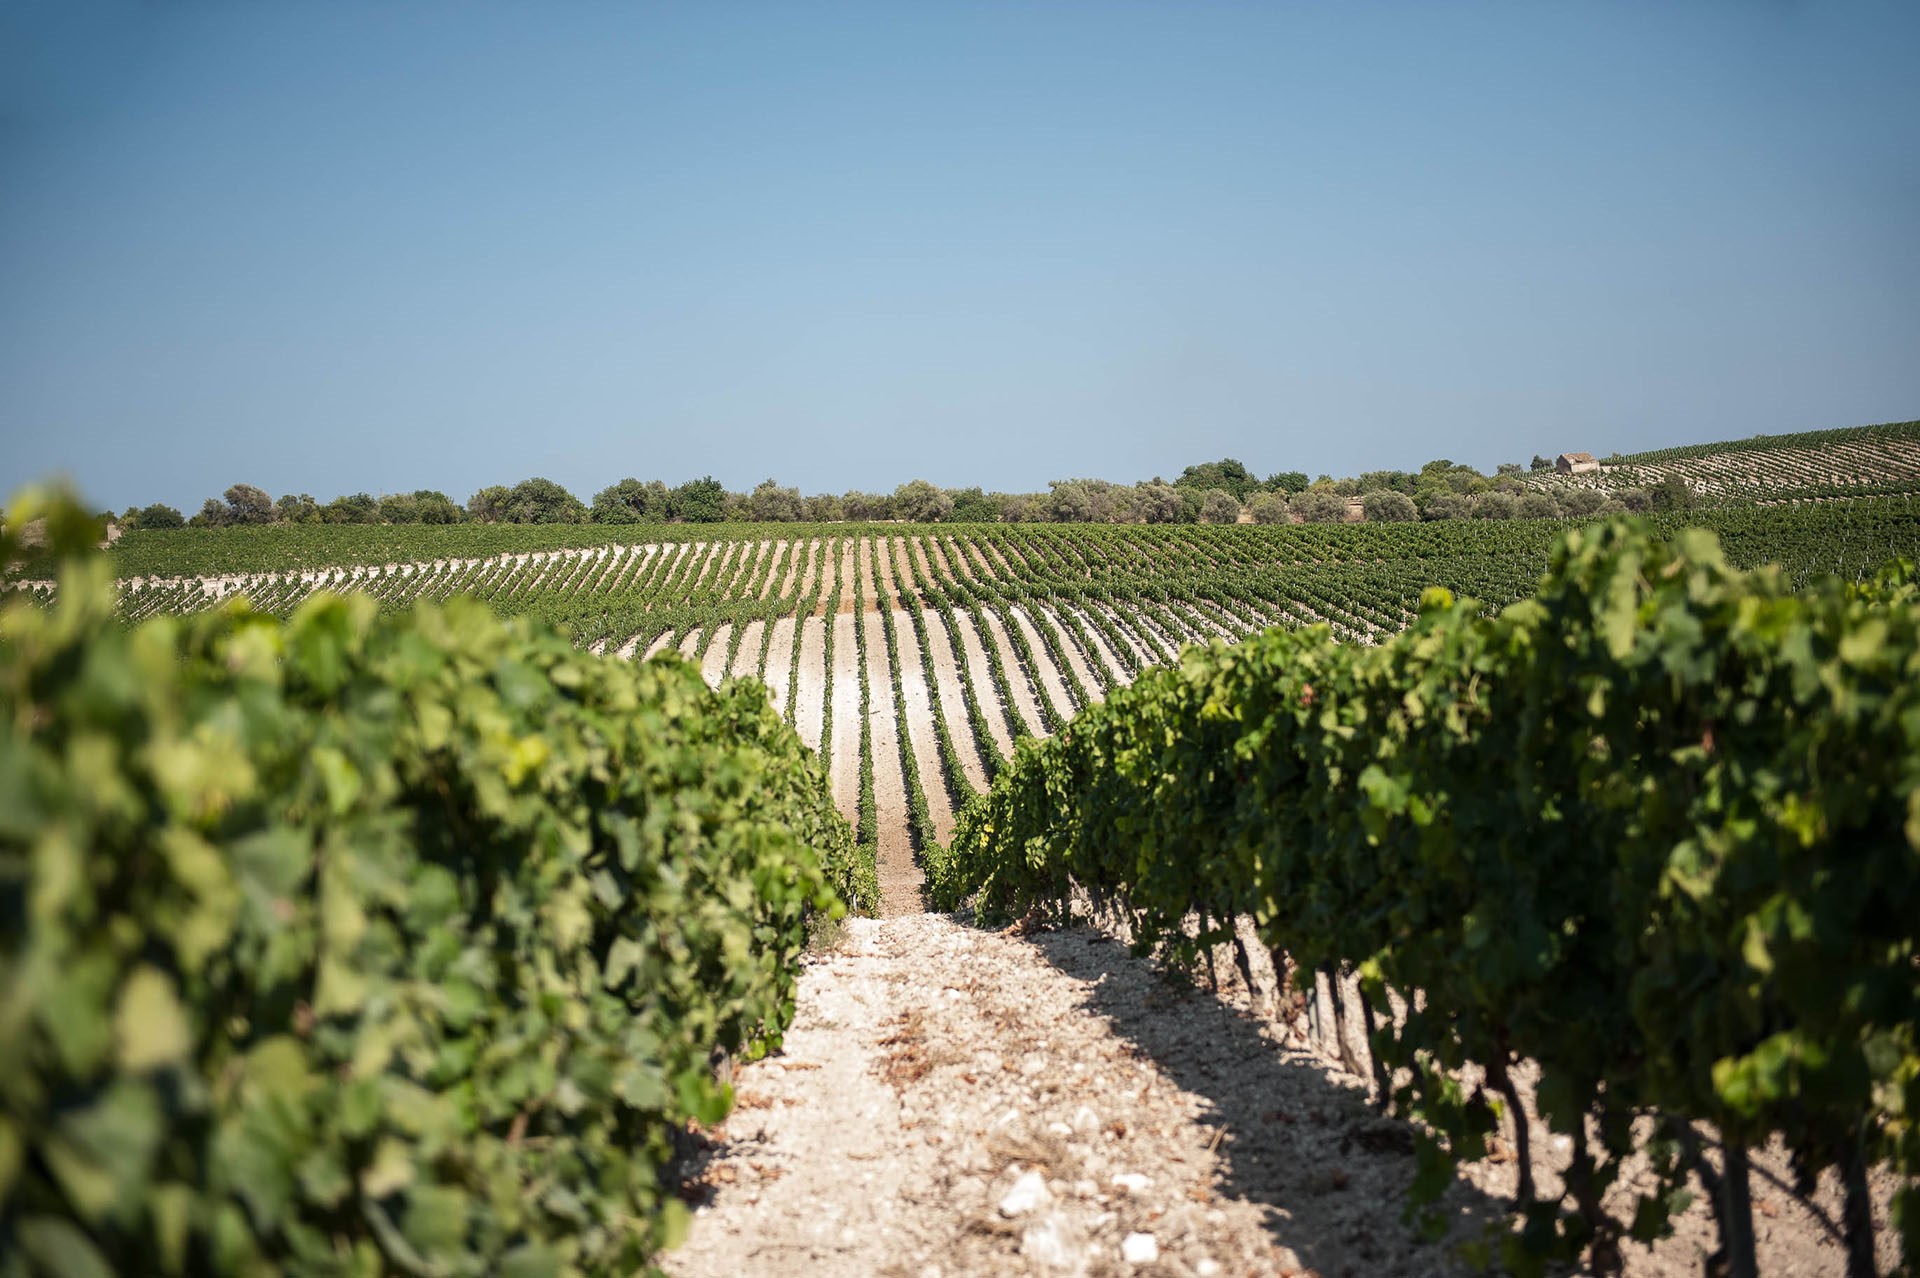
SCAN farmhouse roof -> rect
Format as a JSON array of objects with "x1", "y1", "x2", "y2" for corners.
[{"x1": 1558, "y1": 452, "x2": 1596, "y2": 464}]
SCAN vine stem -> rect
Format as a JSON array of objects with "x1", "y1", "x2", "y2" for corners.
[
  {"x1": 1487, "y1": 1054, "x2": 1534, "y2": 1206},
  {"x1": 1718, "y1": 1140, "x2": 1759, "y2": 1278}
]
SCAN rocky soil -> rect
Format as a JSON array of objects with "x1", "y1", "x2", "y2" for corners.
[{"x1": 665, "y1": 911, "x2": 1892, "y2": 1278}]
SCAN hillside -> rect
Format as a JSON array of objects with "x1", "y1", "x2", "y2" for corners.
[{"x1": 1531, "y1": 418, "x2": 1920, "y2": 502}]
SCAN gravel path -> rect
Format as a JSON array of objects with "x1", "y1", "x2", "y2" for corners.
[
  {"x1": 664, "y1": 913, "x2": 1485, "y2": 1278},
  {"x1": 663, "y1": 914, "x2": 1327, "y2": 1278},
  {"x1": 664, "y1": 912, "x2": 1893, "y2": 1278}
]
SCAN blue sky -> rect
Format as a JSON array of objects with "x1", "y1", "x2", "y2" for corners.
[{"x1": 3, "y1": 1, "x2": 1916, "y2": 513}]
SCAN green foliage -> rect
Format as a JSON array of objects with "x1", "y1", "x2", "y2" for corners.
[
  {"x1": 222, "y1": 484, "x2": 277, "y2": 526},
  {"x1": 892, "y1": 480, "x2": 953, "y2": 523},
  {"x1": 946, "y1": 487, "x2": 1000, "y2": 524},
  {"x1": 591, "y1": 478, "x2": 670, "y2": 525},
  {"x1": 502, "y1": 477, "x2": 589, "y2": 525},
  {"x1": 667, "y1": 478, "x2": 726, "y2": 524},
  {"x1": 125, "y1": 503, "x2": 185, "y2": 531},
  {"x1": 322, "y1": 492, "x2": 382, "y2": 525},
  {"x1": 1291, "y1": 489, "x2": 1347, "y2": 524},
  {"x1": 1197, "y1": 490, "x2": 1242, "y2": 525},
  {"x1": 0, "y1": 491, "x2": 856, "y2": 1276},
  {"x1": 1648, "y1": 475, "x2": 1694, "y2": 512},
  {"x1": 1175, "y1": 459, "x2": 1260, "y2": 501},
  {"x1": 376, "y1": 490, "x2": 464, "y2": 525},
  {"x1": 747, "y1": 480, "x2": 804, "y2": 523},
  {"x1": 1361, "y1": 491, "x2": 1418, "y2": 523},
  {"x1": 1245, "y1": 491, "x2": 1290, "y2": 524},
  {"x1": 932, "y1": 519, "x2": 1920, "y2": 1271}
]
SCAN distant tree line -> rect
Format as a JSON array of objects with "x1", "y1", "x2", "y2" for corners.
[{"x1": 115, "y1": 458, "x2": 1692, "y2": 531}]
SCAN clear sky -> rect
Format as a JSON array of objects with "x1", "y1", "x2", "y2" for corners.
[{"x1": 2, "y1": 1, "x2": 1916, "y2": 513}]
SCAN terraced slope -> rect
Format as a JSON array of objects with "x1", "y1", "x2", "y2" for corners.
[{"x1": 52, "y1": 502, "x2": 1920, "y2": 911}]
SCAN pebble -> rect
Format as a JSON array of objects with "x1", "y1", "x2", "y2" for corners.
[
  {"x1": 1111, "y1": 1172, "x2": 1152, "y2": 1196},
  {"x1": 1122, "y1": 1232, "x2": 1160, "y2": 1265},
  {"x1": 1021, "y1": 1215, "x2": 1077, "y2": 1270},
  {"x1": 999, "y1": 1170, "x2": 1050, "y2": 1218}
]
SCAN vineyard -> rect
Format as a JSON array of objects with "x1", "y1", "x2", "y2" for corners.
[
  {"x1": 46, "y1": 499, "x2": 1920, "y2": 900},
  {"x1": 8, "y1": 490, "x2": 1920, "y2": 1275},
  {"x1": 1531, "y1": 419, "x2": 1920, "y2": 503}
]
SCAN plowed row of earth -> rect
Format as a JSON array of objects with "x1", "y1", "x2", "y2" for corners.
[{"x1": 88, "y1": 525, "x2": 1914, "y2": 1273}]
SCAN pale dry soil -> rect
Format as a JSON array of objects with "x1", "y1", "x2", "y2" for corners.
[
  {"x1": 666, "y1": 913, "x2": 1486, "y2": 1278},
  {"x1": 666, "y1": 911, "x2": 1888, "y2": 1278}
]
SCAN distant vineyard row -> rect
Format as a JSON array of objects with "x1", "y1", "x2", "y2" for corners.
[
  {"x1": 77, "y1": 499, "x2": 1920, "y2": 644},
  {"x1": 10, "y1": 501, "x2": 1910, "y2": 881},
  {"x1": 1533, "y1": 418, "x2": 1920, "y2": 503}
]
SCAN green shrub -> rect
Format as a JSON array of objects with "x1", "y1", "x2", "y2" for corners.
[{"x1": 0, "y1": 490, "x2": 854, "y2": 1276}]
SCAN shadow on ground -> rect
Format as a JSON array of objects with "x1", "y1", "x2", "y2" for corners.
[{"x1": 1023, "y1": 923, "x2": 1523, "y2": 1278}]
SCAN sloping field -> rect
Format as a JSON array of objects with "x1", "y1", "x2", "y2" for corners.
[
  {"x1": 58, "y1": 501, "x2": 1920, "y2": 910},
  {"x1": 1531, "y1": 418, "x2": 1920, "y2": 501}
]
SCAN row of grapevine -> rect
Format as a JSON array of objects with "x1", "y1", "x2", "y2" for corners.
[
  {"x1": 0, "y1": 497, "x2": 859, "y2": 1275},
  {"x1": 17, "y1": 502, "x2": 1920, "y2": 890},
  {"x1": 1533, "y1": 420, "x2": 1920, "y2": 503},
  {"x1": 928, "y1": 520, "x2": 1918, "y2": 1276}
]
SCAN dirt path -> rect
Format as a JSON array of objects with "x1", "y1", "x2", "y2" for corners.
[
  {"x1": 860, "y1": 539, "x2": 921, "y2": 915},
  {"x1": 667, "y1": 914, "x2": 1466, "y2": 1278},
  {"x1": 667, "y1": 911, "x2": 1887, "y2": 1278},
  {"x1": 877, "y1": 541, "x2": 958, "y2": 843},
  {"x1": 732, "y1": 618, "x2": 767, "y2": 680}
]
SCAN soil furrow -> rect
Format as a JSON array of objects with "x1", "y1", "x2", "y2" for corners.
[
  {"x1": 762, "y1": 616, "x2": 798, "y2": 717},
  {"x1": 1007, "y1": 605, "x2": 1079, "y2": 719},
  {"x1": 794, "y1": 616, "x2": 828, "y2": 753},
  {"x1": 948, "y1": 609, "x2": 1019, "y2": 759},
  {"x1": 829, "y1": 611, "x2": 862, "y2": 822},
  {"x1": 976, "y1": 606, "x2": 1048, "y2": 737}
]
